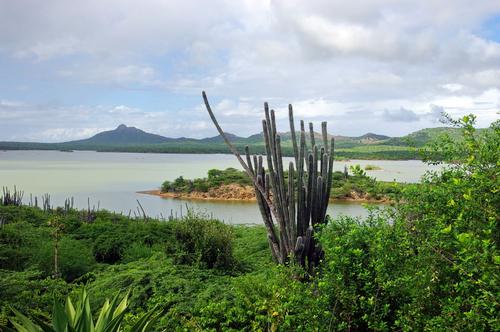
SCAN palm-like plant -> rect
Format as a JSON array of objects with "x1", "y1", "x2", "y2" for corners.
[{"x1": 4, "y1": 288, "x2": 160, "y2": 332}]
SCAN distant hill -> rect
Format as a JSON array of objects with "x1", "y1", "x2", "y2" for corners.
[
  {"x1": 383, "y1": 127, "x2": 462, "y2": 147},
  {"x1": 0, "y1": 124, "x2": 470, "y2": 160},
  {"x1": 355, "y1": 133, "x2": 391, "y2": 143},
  {"x1": 200, "y1": 133, "x2": 244, "y2": 143},
  {"x1": 67, "y1": 124, "x2": 171, "y2": 145}
]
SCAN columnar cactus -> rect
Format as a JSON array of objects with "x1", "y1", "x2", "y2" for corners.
[
  {"x1": 203, "y1": 92, "x2": 334, "y2": 271},
  {"x1": 1, "y1": 186, "x2": 24, "y2": 206}
]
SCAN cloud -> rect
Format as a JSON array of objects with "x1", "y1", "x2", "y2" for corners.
[
  {"x1": 0, "y1": 0, "x2": 499, "y2": 139},
  {"x1": 381, "y1": 105, "x2": 445, "y2": 123},
  {"x1": 58, "y1": 65, "x2": 161, "y2": 87},
  {"x1": 382, "y1": 108, "x2": 420, "y2": 122}
]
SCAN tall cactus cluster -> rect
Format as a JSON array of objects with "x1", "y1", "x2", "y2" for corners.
[
  {"x1": 1, "y1": 187, "x2": 23, "y2": 206},
  {"x1": 203, "y1": 91, "x2": 334, "y2": 271}
]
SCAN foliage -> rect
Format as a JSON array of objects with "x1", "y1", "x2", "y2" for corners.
[
  {"x1": 5, "y1": 287, "x2": 161, "y2": 332},
  {"x1": 330, "y1": 170, "x2": 404, "y2": 201},
  {"x1": 33, "y1": 236, "x2": 94, "y2": 282},
  {"x1": 168, "y1": 213, "x2": 235, "y2": 270},
  {"x1": 317, "y1": 115, "x2": 499, "y2": 330},
  {"x1": 0, "y1": 270, "x2": 72, "y2": 317},
  {"x1": 162, "y1": 167, "x2": 405, "y2": 202},
  {"x1": 161, "y1": 168, "x2": 252, "y2": 193},
  {"x1": 73, "y1": 217, "x2": 172, "y2": 264},
  {"x1": 191, "y1": 266, "x2": 329, "y2": 331},
  {"x1": 364, "y1": 164, "x2": 382, "y2": 170},
  {"x1": 0, "y1": 221, "x2": 48, "y2": 270},
  {"x1": 349, "y1": 164, "x2": 367, "y2": 177}
]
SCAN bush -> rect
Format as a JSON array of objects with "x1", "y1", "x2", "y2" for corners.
[
  {"x1": 193, "y1": 266, "x2": 328, "y2": 331},
  {"x1": 0, "y1": 221, "x2": 48, "y2": 270},
  {"x1": 0, "y1": 205, "x2": 49, "y2": 226},
  {"x1": 122, "y1": 242, "x2": 160, "y2": 263},
  {"x1": 207, "y1": 168, "x2": 252, "y2": 187},
  {"x1": 317, "y1": 116, "x2": 499, "y2": 330},
  {"x1": 93, "y1": 233, "x2": 126, "y2": 264},
  {"x1": 0, "y1": 270, "x2": 72, "y2": 315},
  {"x1": 33, "y1": 236, "x2": 94, "y2": 281},
  {"x1": 319, "y1": 213, "x2": 407, "y2": 330},
  {"x1": 169, "y1": 215, "x2": 234, "y2": 270},
  {"x1": 192, "y1": 178, "x2": 210, "y2": 192},
  {"x1": 365, "y1": 164, "x2": 382, "y2": 170}
]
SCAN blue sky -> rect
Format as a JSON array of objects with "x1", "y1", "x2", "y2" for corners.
[{"x1": 0, "y1": 0, "x2": 499, "y2": 142}]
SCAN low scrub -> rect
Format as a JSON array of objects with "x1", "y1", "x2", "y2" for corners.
[{"x1": 168, "y1": 214, "x2": 235, "y2": 270}]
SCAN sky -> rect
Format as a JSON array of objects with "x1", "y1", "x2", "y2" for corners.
[{"x1": 0, "y1": 0, "x2": 499, "y2": 142}]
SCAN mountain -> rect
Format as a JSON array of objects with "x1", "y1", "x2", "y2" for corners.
[
  {"x1": 0, "y1": 124, "x2": 468, "y2": 160},
  {"x1": 200, "y1": 133, "x2": 244, "y2": 143},
  {"x1": 66, "y1": 124, "x2": 171, "y2": 146},
  {"x1": 355, "y1": 133, "x2": 391, "y2": 142}
]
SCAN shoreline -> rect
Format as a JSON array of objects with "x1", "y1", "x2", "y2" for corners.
[{"x1": 138, "y1": 188, "x2": 391, "y2": 204}]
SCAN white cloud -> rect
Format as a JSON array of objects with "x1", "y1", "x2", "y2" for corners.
[{"x1": 0, "y1": 0, "x2": 499, "y2": 139}]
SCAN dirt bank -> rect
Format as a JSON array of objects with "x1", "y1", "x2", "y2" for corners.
[{"x1": 138, "y1": 184, "x2": 390, "y2": 203}]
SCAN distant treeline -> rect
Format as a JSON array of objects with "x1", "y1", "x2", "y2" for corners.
[{"x1": 0, "y1": 141, "x2": 420, "y2": 160}]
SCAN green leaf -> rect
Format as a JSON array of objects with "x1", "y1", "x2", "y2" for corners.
[
  {"x1": 65, "y1": 297, "x2": 76, "y2": 328},
  {"x1": 52, "y1": 299, "x2": 68, "y2": 332},
  {"x1": 441, "y1": 225, "x2": 452, "y2": 234},
  {"x1": 9, "y1": 308, "x2": 45, "y2": 332}
]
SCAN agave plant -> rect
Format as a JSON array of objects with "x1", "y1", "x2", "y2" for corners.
[{"x1": 5, "y1": 288, "x2": 160, "y2": 332}]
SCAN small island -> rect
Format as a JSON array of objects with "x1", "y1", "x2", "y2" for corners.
[{"x1": 140, "y1": 166, "x2": 406, "y2": 203}]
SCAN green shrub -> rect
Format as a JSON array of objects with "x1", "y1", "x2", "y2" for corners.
[
  {"x1": 186, "y1": 266, "x2": 329, "y2": 331},
  {"x1": 319, "y1": 213, "x2": 407, "y2": 330},
  {"x1": 365, "y1": 164, "x2": 382, "y2": 170},
  {"x1": 73, "y1": 218, "x2": 172, "y2": 264},
  {"x1": 161, "y1": 180, "x2": 173, "y2": 193},
  {"x1": 0, "y1": 270, "x2": 72, "y2": 315},
  {"x1": 316, "y1": 116, "x2": 499, "y2": 330},
  {"x1": 349, "y1": 164, "x2": 367, "y2": 177},
  {"x1": 93, "y1": 233, "x2": 126, "y2": 264},
  {"x1": 207, "y1": 168, "x2": 252, "y2": 187},
  {"x1": 0, "y1": 205, "x2": 49, "y2": 226},
  {"x1": 122, "y1": 243, "x2": 160, "y2": 263},
  {"x1": 0, "y1": 221, "x2": 48, "y2": 270},
  {"x1": 192, "y1": 178, "x2": 210, "y2": 192},
  {"x1": 169, "y1": 215, "x2": 234, "y2": 270},
  {"x1": 33, "y1": 236, "x2": 94, "y2": 281}
]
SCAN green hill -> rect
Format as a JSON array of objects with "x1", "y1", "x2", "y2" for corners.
[
  {"x1": 383, "y1": 127, "x2": 463, "y2": 147},
  {"x1": 67, "y1": 124, "x2": 172, "y2": 145},
  {"x1": 0, "y1": 125, "x2": 473, "y2": 160}
]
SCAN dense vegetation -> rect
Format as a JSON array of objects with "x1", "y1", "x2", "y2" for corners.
[
  {"x1": 1, "y1": 116, "x2": 498, "y2": 330},
  {"x1": 161, "y1": 168, "x2": 253, "y2": 193},
  {"x1": 0, "y1": 140, "x2": 418, "y2": 160},
  {"x1": 161, "y1": 167, "x2": 405, "y2": 201}
]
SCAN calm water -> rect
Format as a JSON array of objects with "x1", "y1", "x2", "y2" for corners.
[{"x1": 0, "y1": 150, "x2": 437, "y2": 224}]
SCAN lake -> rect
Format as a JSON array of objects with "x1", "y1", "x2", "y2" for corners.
[{"x1": 0, "y1": 150, "x2": 438, "y2": 224}]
